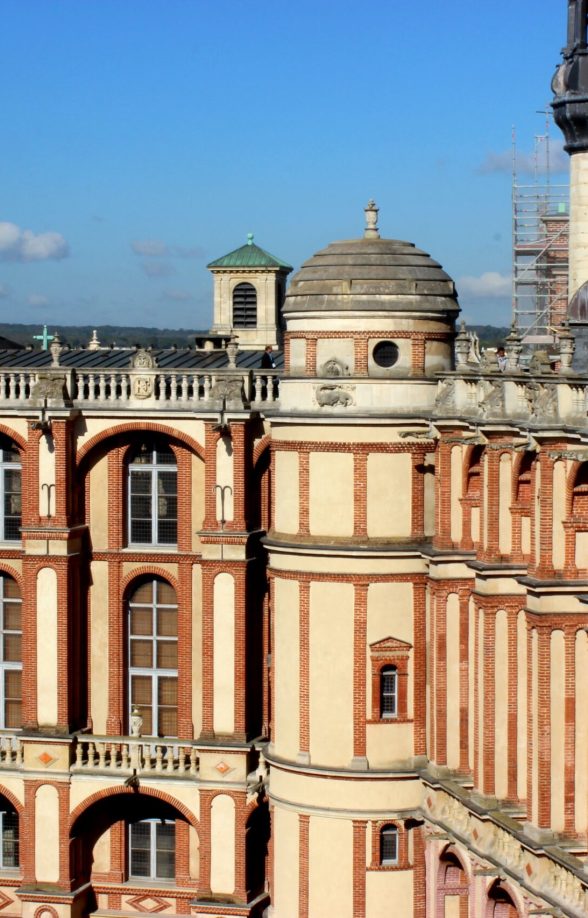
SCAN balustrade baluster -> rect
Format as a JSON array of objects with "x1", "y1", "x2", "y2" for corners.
[
  {"x1": 14, "y1": 741, "x2": 22, "y2": 767},
  {"x1": 166, "y1": 746, "x2": 174, "y2": 772},
  {"x1": 190, "y1": 747, "x2": 198, "y2": 775},
  {"x1": 253, "y1": 373, "x2": 262, "y2": 403},
  {"x1": 88, "y1": 742, "x2": 96, "y2": 767},
  {"x1": 8, "y1": 374, "x2": 16, "y2": 400},
  {"x1": 98, "y1": 374, "x2": 106, "y2": 402},
  {"x1": 121, "y1": 744, "x2": 130, "y2": 770},
  {"x1": 170, "y1": 374, "x2": 177, "y2": 402},
  {"x1": 75, "y1": 742, "x2": 84, "y2": 767},
  {"x1": 204, "y1": 375, "x2": 211, "y2": 400},
  {"x1": 181, "y1": 375, "x2": 189, "y2": 402},
  {"x1": 98, "y1": 743, "x2": 106, "y2": 768},
  {"x1": 155, "y1": 745, "x2": 163, "y2": 773},
  {"x1": 108, "y1": 374, "x2": 116, "y2": 402}
]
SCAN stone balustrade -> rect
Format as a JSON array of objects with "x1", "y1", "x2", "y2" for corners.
[
  {"x1": 0, "y1": 368, "x2": 280, "y2": 409},
  {"x1": 0, "y1": 734, "x2": 22, "y2": 768},
  {"x1": 72, "y1": 735, "x2": 199, "y2": 777}
]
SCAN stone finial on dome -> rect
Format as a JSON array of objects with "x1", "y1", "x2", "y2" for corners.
[{"x1": 364, "y1": 200, "x2": 380, "y2": 239}]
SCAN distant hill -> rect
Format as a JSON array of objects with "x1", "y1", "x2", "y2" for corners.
[{"x1": 0, "y1": 322, "x2": 511, "y2": 351}]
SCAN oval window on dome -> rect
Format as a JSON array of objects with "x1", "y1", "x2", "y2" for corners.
[{"x1": 372, "y1": 341, "x2": 399, "y2": 368}]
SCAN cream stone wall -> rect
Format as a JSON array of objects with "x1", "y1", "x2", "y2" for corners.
[
  {"x1": 274, "y1": 451, "x2": 299, "y2": 534},
  {"x1": 367, "y1": 581, "x2": 414, "y2": 719},
  {"x1": 273, "y1": 577, "x2": 300, "y2": 760},
  {"x1": 191, "y1": 453, "x2": 205, "y2": 550},
  {"x1": 88, "y1": 454, "x2": 109, "y2": 550},
  {"x1": 189, "y1": 824, "x2": 200, "y2": 880},
  {"x1": 269, "y1": 765, "x2": 424, "y2": 810},
  {"x1": 446, "y1": 593, "x2": 460, "y2": 771},
  {"x1": 309, "y1": 452, "x2": 354, "y2": 537},
  {"x1": 494, "y1": 609, "x2": 508, "y2": 799},
  {"x1": 38, "y1": 433, "x2": 56, "y2": 518},
  {"x1": 89, "y1": 561, "x2": 109, "y2": 734},
  {"x1": 289, "y1": 338, "x2": 306, "y2": 372},
  {"x1": 316, "y1": 337, "x2": 355, "y2": 375},
  {"x1": 35, "y1": 784, "x2": 60, "y2": 881},
  {"x1": 367, "y1": 722, "x2": 414, "y2": 765},
  {"x1": 552, "y1": 459, "x2": 567, "y2": 570},
  {"x1": 192, "y1": 564, "x2": 203, "y2": 738},
  {"x1": 213, "y1": 573, "x2": 235, "y2": 734},
  {"x1": 308, "y1": 817, "x2": 352, "y2": 916},
  {"x1": 367, "y1": 453, "x2": 412, "y2": 538},
  {"x1": 210, "y1": 794, "x2": 235, "y2": 894},
  {"x1": 450, "y1": 446, "x2": 462, "y2": 544},
  {"x1": 92, "y1": 827, "x2": 111, "y2": 873},
  {"x1": 569, "y1": 151, "x2": 588, "y2": 297},
  {"x1": 36, "y1": 567, "x2": 58, "y2": 726},
  {"x1": 575, "y1": 630, "x2": 588, "y2": 834},
  {"x1": 366, "y1": 870, "x2": 413, "y2": 918},
  {"x1": 499, "y1": 453, "x2": 512, "y2": 555},
  {"x1": 425, "y1": 339, "x2": 452, "y2": 374},
  {"x1": 309, "y1": 581, "x2": 354, "y2": 765},
  {"x1": 215, "y1": 436, "x2": 234, "y2": 522},
  {"x1": 550, "y1": 629, "x2": 565, "y2": 832},
  {"x1": 517, "y1": 610, "x2": 528, "y2": 801},
  {"x1": 271, "y1": 806, "x2": 300, "y2": 918}
]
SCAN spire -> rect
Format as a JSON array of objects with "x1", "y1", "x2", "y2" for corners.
[{"x1": 363, "y1": 200, "x2": 380, "y2": 239}]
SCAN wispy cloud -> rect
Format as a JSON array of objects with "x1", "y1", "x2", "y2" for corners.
[
  {"x1": 458, "y1": 272, "x2": 511, "y2": 298},
  {"x1": 0, "y1": 221, "x2": 69, "y2": 262},
  {"x1": 131, "y1": 239, "x2": 205, "y2": 260},
  {"x1": 163, "y1": 289, "x2": 192, "y2": 301},
  {"x1": 477, "y1": 142, "x2": 568, "y2": 176},
  {"x1": 27, "y1": 293, "x2": 50, "y2": 307},
  {"x1": 141, "y1": 260, "x2": 175, "y2": 278}
]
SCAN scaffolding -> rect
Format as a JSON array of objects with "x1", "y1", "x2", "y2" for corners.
[{"x1": 512, "y1": 116, "x2": 569, "y2": 343}]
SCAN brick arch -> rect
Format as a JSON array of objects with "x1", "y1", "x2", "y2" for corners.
[
  {"x1": 69, "y1": 785, "x2": 200, "y2": 835},
  {"x1": 567, "y1": 458, "x2": 587, "y2": 515},
  {"x1": 438, "y1": 842, "x2": 470, "y2": 882},
  {"x1": 485, "y1": 879, "x2": 522, "y2": 916},
  {"x1": 0, "y1": 563, "x2": 24, "y2": 591},
  {"x1": 121, "y1": 566, "x2": 180, "y2": 599},
  {"x1": 0, "y1": 425, "x2": 27, "y2": 455},
  {"x1": 0, "y1": 783, "x2": 23, "y2": 816},
  {"x1": 76, "y1": 422, "x2": 205, "y2": 468},
  {"x1": 34, "y1": 908, "x2": 58, "y2": 918},
  {"x1": 253, "y1": 435, "x2": 271, "y2": 467}
]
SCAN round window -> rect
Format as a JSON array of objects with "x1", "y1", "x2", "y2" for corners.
[{"x1": 372, "y1": 341, "x2": 399, "y2": 368}]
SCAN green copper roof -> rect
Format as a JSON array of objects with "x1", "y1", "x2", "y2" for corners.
[{"x1": 207, "y1": 234, "x2": 292, "y2": 270}]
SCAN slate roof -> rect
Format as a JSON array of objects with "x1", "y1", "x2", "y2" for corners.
[{"x1": 0, "y1": 347, "x2": 283, "y2": 371}]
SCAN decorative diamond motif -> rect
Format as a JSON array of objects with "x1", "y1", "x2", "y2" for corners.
[
  {"x1": 215, "y1": 760, "x2": 231, "y2": 775},
  {"x1": 0, "y1": 891, "x2": 13, "y2": 911},
  {"x1": 38, "y1": 752, "x2": 55, "y2": 767},
  {"x1": 126, "y1": 895, "x2": 170, "y2": 913}
]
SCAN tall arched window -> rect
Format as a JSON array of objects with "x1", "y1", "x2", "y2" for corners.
[
  {"x1": 0, "y1": 577, "x2": 21, "y2": 730},
  {"x1": 128, "y1": 578, "x2": 178, "y2": 737},
  {"x1": 0, "y1": 801, "x2": 18, "y2": 868},
  {"x1": 380, "y1": 665, "x2": 398, "y2": 718},
  {"x1": 0, "y1": 443, "x2": 21, "y2": 542},
  {"x1": 128, "y1": 442, "x2": 177, "y2": 546},
  {"x1": 380, "y1": 825, "x2": 398, "y2": 866},
  {"x1": 232, "y1": 283, "x2": 257, "y2": 328}
]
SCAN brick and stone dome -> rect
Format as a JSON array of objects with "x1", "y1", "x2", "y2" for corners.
[{"x1": 283, "y1": 203, "x2": 459, "y2": 319}]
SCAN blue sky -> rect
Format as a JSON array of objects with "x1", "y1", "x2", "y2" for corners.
[{"x1": 0, "y1": 0, "x2": 568, "y2": 333}]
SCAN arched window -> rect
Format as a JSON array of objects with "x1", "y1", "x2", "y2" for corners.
[
  {"x1": 380, "y1": 825, "x2": 398, "y2": 866},
  {"x1": 573, "y1": 462, "x2": 588, "y2": 516},
  {"x1": 129, "y1": 817, "x2": 175, "y2": 880},
  {"x1": 128, "y1": 442, "x2": 177, "y2": 546},
  {"x1": 380, "y1": 666, "x2": 397, "y2": 718},
  {"x1": 0, "y1": 577, "x2": 21, "y2": 730},
  {"x1": 0, "y1": 443, "x2": 21, "y2": 542},
  {"x1": 128, "y1": 578, "x2": 178, "y2": 737},
  {"x1": 0, "y1": 803, "x2": 18, "y2": 868},
  {"x1": 232, "y1": 283, "x2": 257, "y2": 328}
]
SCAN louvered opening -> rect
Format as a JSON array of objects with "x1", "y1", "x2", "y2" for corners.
[{"x1": 233, "y1": 283, "x2": 257, "y2": 328}]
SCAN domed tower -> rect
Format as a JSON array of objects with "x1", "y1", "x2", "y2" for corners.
[{"x1": 265, "y1": 204, "x2": 459, "y2": 916}]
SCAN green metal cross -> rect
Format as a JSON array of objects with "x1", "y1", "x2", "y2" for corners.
[{"x1": 33, "y1": 325, "x2": 55, "y2": 349}]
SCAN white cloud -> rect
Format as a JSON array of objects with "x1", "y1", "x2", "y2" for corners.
[
  {"x1": 458, "y1": 272, "x2": 512, "y2": 298},
  {"x1": 27, "y1": 293, "x2": 49, "y2": 307},
  {"x1": 142, "y1": 260, "x2": 175, "y2": 278},
  {"x1": 478, "y1": 141, "x2": 568, "y2": 176},
  {"x1": 0, "y1": 284, "x2": 10, "y2": 299},
  {"x1": 131, "y1": 239, "x2": 170, "y2": 257},
  {"x1": 0, "y1": 222, "x2": 69, "y2": 262},
  {"x1": 163, "y1": 289, "x2": 192, "y2": 301}
]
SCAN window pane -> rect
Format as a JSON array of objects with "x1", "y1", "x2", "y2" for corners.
[
  {"x1": 156, "y1": 823, "x2": 175, "y2": 877},
  {"x1": 4, "y1": 700, "x2": 21, "y2": 730},
  {"x1": 130, "y1": 822, "x2": 151, "y2": 876},
  {"x1": 2, "y1": 811, "x2": 18, "y2": 868},
  {"x1": 3, "y1": 634, "x2": 21, "y2": 663},
  {"x1": 130, "y1": 608, "x2": 152, "y2": 636},
  {"x1": 158, "y1": 707, "x2": 177, "y2": 737},
  {"x1": 131, "y1": 675, "x2": 152, "y2": 704},
  {"x1": 130, "y1": 471, "x2": 151, "y2": 493},
  {"x1": 3, "y1": 580, "x2": 20, "y2": 600},
  {"x1": 3, "y1": 603, "x2": 21, "y2": 631},
  {"x1": 158, "y1": 472, "x2": 177, "y2": 496},
  {"x1": 155, "y1": 448, "x2": 176, "y2": 465},
  {"x1": 157, "y1": 641, "x2": 177, "y2": 669},
  {"x1": 130, "y1": 640, "x2": 153, "y2": 668},
  {"x1": 381, "y1": 827, "x2": 398, "y2": 864},
  {"x1": 130, "y1": 495, "x2": 152, "y2": 518},
  {"x1": 158, "y1": 677, "x2": 177, "y2": 706},
  {"x1": 158, "y1": 519, "x2": 177, "y2": 544},
  {"x1": 131, "y1": 519, "x2": 153, "y2": 544},
  {"x1": 130, "y1": 582, "x2": 153, "y2": 604},
  {"x1": 5, "y1": 670, "x2": 21, "y2": 728},
  {"x1": 156, "y1": 581, "x2": 176, "y2": 605},
  {"x1": 157, "y1": 608, "x2": 177, "y2": 636}
]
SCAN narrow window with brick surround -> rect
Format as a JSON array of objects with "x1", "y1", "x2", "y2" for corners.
[
  {"x1": 129, "y1": 818, "x2": 175, "y2": 880},
  {"x1": 128, "y1": 442, "x2": 177, "y2": 546},
  {"x1": 370, "y1": 637, "x2": 411, "y2": 722},
  {"x1": 0, "y1": 577, "x2": 21, "y2": 730},
  {"x1": 128, "y1": 578, "x2": 178, "y2": 737},
  {"x1": 0, "y1": 444, "x2": 21, "y2": 542},
  {"x1": 380, "y1": 825, "x2": 398, "y2": 865},
  {"x1": 380, "y1": 665, "x2": 398, "y2": 718}
]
